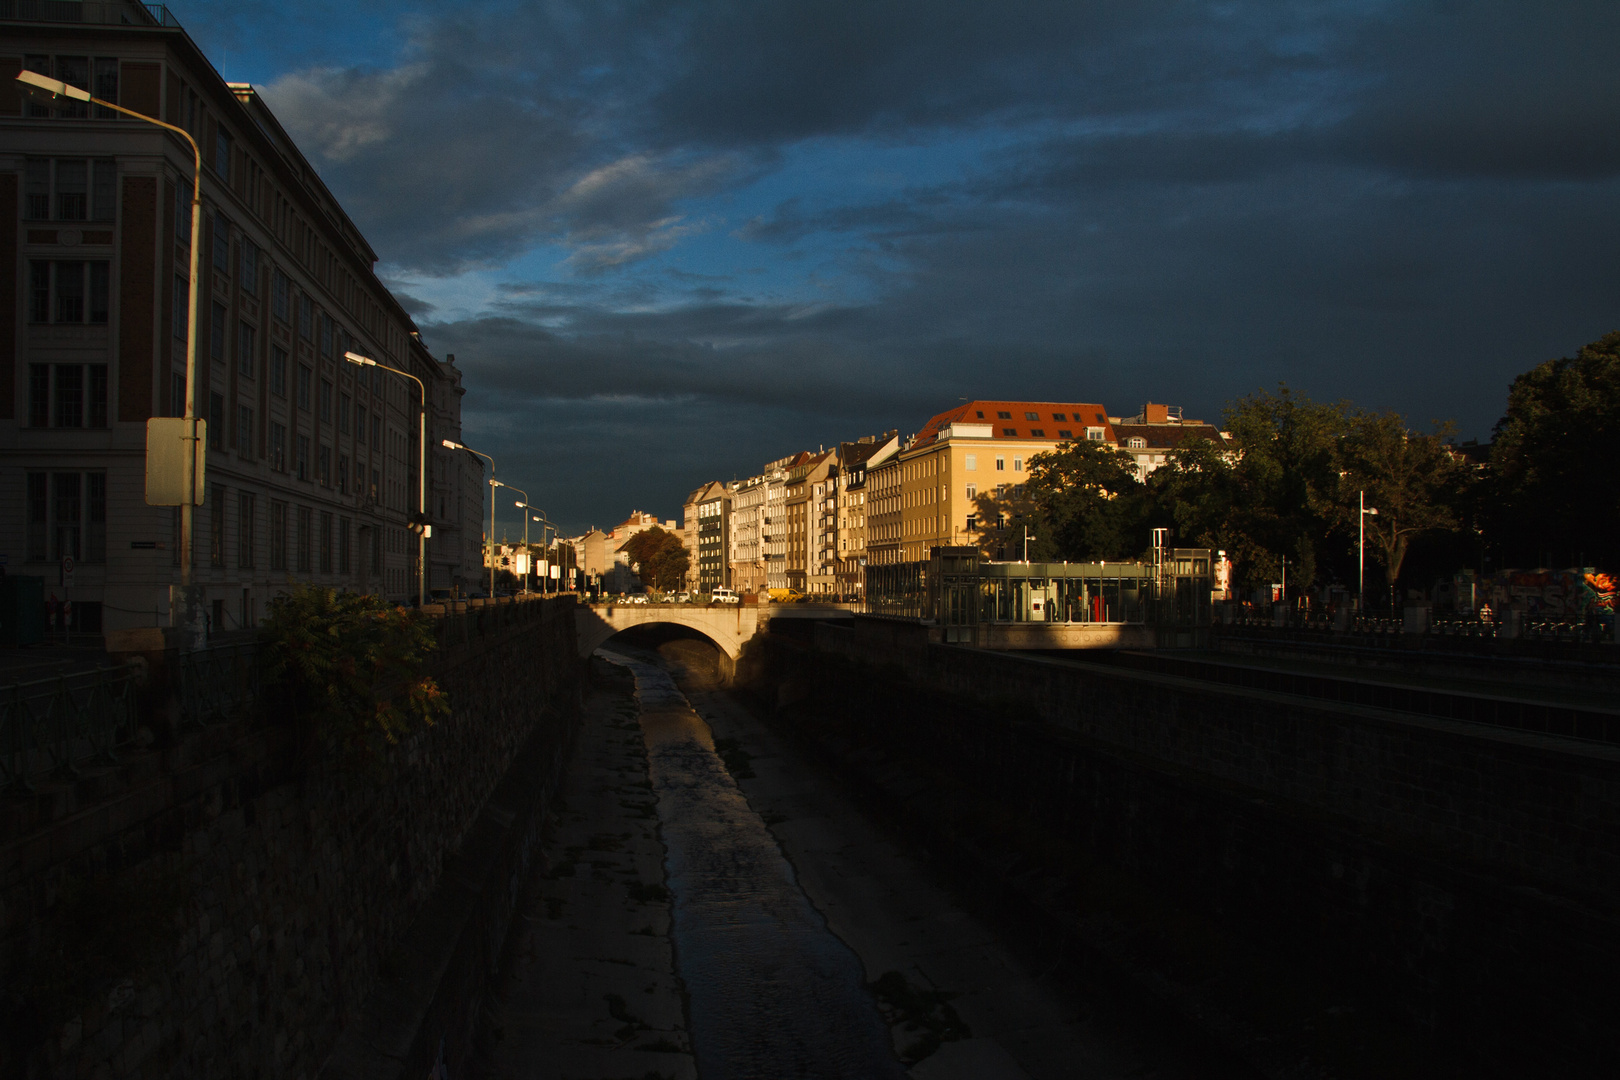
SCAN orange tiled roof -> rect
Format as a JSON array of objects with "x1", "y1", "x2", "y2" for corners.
[{"x1": 914, "y1": 400, "x2": 1115, "y2": 446}]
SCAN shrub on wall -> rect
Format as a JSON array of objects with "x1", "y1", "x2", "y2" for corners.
[{"x1": 262, "y1": 587, "x2": 450, "y2": 759}]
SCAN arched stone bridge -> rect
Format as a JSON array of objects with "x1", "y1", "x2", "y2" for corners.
[{"x1": 575, "y1": 602, "x2": 765, "y2": 670}]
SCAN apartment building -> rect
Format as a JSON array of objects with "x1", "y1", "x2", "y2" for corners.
[
  {"x1": 891, "y1": 401, "x2": 1118, "y2": 563},
  {"x1": 727, "y1": 472, "x2": 768, "y2": 597},
  {"x1": 681, "y1": 479, "x2": 730, "y2": 594},
  {"x1": 866, "y1": 451, "x2": 903, "y2": 567},
  {"x1": 834, "y1": 431, "x2": 897, "y2": 597},
  {"x1": 782, "y1": 450, "x2": 832, "y2": 593},
  {"x1": 1108, "y1": 402, "x2": 1227, "y2": 479},
  {"x1": 3, "y1": 3, "x2": 482, "y2": 643},
  {"x1": 762, "y1": 453, "x2": 795, "y2": 591}
]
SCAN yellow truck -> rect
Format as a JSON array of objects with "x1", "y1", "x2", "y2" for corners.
[{"x1": 766, "y1": 588, "x2": 806, "y2": 603}]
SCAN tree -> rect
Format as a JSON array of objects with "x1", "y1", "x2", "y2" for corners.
[
  {"x1": 1337, "y1": 411, "x2": 1465, "y2": 600},
  {"x1": 1019, "y1": 439, "x2": 1145, "y2": 560},
  {"x1": 620, "y1": 526, "x2": 690, "y2": 591},
  {"x1": 1487, "y1": 332, "x2": 1620, "y2": 568}
]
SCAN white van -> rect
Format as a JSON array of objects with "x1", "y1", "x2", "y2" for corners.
[{"x1": 710, "y1": 587, "x2": 740, "y2": 604}]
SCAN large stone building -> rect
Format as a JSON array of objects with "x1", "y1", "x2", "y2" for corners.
[
  {"x1": 2, "y1": 2, "x2": 483, "y2": 644},
  {"x1": 727, "y1": 471, "x2": 769, "y2": 597},
  {"x1": 888, "y1": 400, "x2": 1119, "y2": 563},
  {"x1": 681, "y1": 479, "x2": 731, "y2": 594},
  {"x1": 833, "y1": 431, "x2": 897, "y2": 597}
]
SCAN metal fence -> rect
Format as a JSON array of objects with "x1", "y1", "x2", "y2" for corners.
[
  {"x1": 0, "y1": 1, "x2": 181, "y2": 26},
  {"x1": 0, "y1": 665, "x2": 139, "y2": 793},
  {"x1": 177, "y1": 642, "x2": 261, "y2": 727}
]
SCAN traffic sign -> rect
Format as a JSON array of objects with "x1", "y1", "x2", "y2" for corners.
[{"x1": 62, "y1": 555, "x2": 75, "y2": 585}]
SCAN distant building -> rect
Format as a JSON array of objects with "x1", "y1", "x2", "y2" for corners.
[
  {"x1": 892, "y1": 400, "x2": 1120, "y2": 563},
  {"x1": 784, "y1": 450, "x2": 833, "y2": 593},
  {"x1": 1107, "y1": 402, "x2": 1227, "y2": 479},
  {"x1": 834, "y1": 432, "x2": 897, "y2": 598},
  {"x1": 727, "y1": 472, "x2": 770, "y2": 597},
  {"x1": 681, "y1": 480, "x2": 731, "y2": 594}
]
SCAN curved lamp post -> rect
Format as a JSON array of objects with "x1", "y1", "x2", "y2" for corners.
[
  {"x1": 19, "y1": 70, "x2": 205, "y2": 642},
  {"x1": 443, "y1": 439, "x2": 495, "y2": 598},
  {"x1": 346, "y1": 352, "x2": 425, "y2": 608},
  {"x1": 493, "y1": 481, "x2": 529, "y2": 592}
]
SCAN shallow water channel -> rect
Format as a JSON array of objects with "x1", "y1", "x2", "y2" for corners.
[{"x1": 601, "y1": 649, "x2": 905, "y2": 1080}]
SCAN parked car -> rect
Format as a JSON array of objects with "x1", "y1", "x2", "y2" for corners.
[
  {"x1": 766, "y1": 588, "x2": 805, "y2": 603},
  {"x1": 710, "y1": 588, "x2": 740, "y2": 604}
]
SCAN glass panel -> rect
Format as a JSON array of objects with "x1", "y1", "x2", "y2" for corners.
[
  {"x1": 27, "y1": 473, "x2": 49, "y2": 561},
  {"x1": 53, "y1": 473, "x2": 82, "y2": 560},
  {"x1": 28, "y1": 262, "x2": 50, "y2": 322},
  {"x1": 93, "y1": 58, "x2": 119, "y2": 116},
  {"x1": 24, "y1": 159, "x2": 50, "y2": 220},
  {"x1": 28, "y1": 365, "x2": 50, "y2": 428},
  {"x1": 88, "y1": 262, "x2": 108, "y2": 323},
  {"x1": 54, "y1": 365, "x2": 84, "y2": 427},
  {"x1": 55, "y1": 57, "x2": 89, "y2": 119},
  {"x1": 55, "y1": 159, "x2": 87, "y2": 220},
  {"x1": 85, "y1": 473, "x2": 106, "y2": 563},
  {"x1": 88, "y1": 365, "x2": 108, "y2": 428},
  {"x1": 92, "y1": 159, "x2": 116, "y2": 221}
]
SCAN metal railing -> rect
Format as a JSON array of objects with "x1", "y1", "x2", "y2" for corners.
[
  {"x1": 429, "y1": 594, "x2": 555, "y2": 654},
  {"x1": 0, "y1": 665, "x2": 139, "y2": 793},
  {"x1": 177, "y1": 641, "x2": 261, "y2": 727},
  {"x1": 1223, "y1": 613, "x2": 1614, "y2": 647},
  {"x1": 0, "y1": 1, "x2": 180, "y2": 26}
]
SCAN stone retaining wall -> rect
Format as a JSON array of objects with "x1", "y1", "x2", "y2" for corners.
[{"x1": 1, "y1": 597, "x2": 580, "y2": 1079}]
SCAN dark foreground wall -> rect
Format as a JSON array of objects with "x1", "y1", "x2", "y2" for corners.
[
  {"x1": 1, "y1": 598, "x2": 580, "y2": 1079},
  {"x1": 765, "y1": 617, "x2": 1620, "y2": 1075}
]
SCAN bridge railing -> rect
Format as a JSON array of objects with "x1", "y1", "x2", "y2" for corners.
[{"x1": 0, "y1": 665, "x2": 140, "y2": 793}]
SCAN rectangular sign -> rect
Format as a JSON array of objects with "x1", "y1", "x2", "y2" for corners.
[{"x1": 145, "y1": 417, "x2": 206, "y2": 506}]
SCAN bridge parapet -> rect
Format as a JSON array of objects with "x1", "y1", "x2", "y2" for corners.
[{"x1": 575, "y1": 602, "x2": 764, "y2": 665}]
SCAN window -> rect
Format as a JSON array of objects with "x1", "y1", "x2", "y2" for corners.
[
  {"x1": 1129, "y1": 436, "x2": 1146, "y2": 449},
  {"x1": 24, "y1": 471, "x2": 105, "y2": 563},
  {"x1": 339, "y1": 392, "x2": 352, "y2": 433},
  {"x1": 270, "y1": 346, "x2": 287, "y2": 396},
  {"x1": 212, "y1": 215, "x2": 230, "y2": 276},
  {"x1": 237, "y1": 405, "x2": 253, "y2": 457},
  {"x1": 23, "y1": 159, "x2": 115, "y2": 221},
  {"x1": 296, "y1": 507, "x2": 313, "y2": 572},
  {"x1": 355, "y1": 404, "x2": 366, "y2": 441},
  {"x1": 370, "y1": 467, "x2": 380, "y2": 503},
  {"x1": 269, "y1": 501, "x2": 287, "y2": 570},
  {"x1": 371, "y1": 526, "x2": 382, "y2": 574},
  {"x1": 1024, "y1": 411, "x2": 1039, "y2": 421},
  {"x1": 297, "y1": 365, "x2": 312, "y2": 410},
  {"x1": 1013, "y1": 457, "x2": 1023, "y2": 471},
  {"x1": 172, "y1": 274, "x2": 189, "y2": 340},
  {"x1": 1058, "y1": 429, "x2": 1073, "y2": 439},
  {"x1": 338, "y1": 517, "x2": 351, "y2": 574},
  {"x1": 209, "y1": 301, "x2": 226, "y2": 360},
  {"x1": 1002, "y1": 427, "x2": 1017, "y2": 436},
  {"x1": 26, "y1": 364, "x2": 109, "y2": 428},
  {"x1": 26, "y1": 261, "x2": 109, "y2": 324},
  {"x1": 174, "y1": 180, "x2": 188, "y2": 241},
  {"x1": 371, "y1": 415, "x2": 382, "y2": 451},
  {"x1": 209, "y1": 393, "x2": 225, "y2": 448},
  {"x1": 319, "y1": 313, "x2": 333, "y2": 358},
  {"x1": 975, "y1": 410, "x2": 985, "y2": 418},
  {"x1": 966, "y1": 514, "x2": 977, "y2": 532},
  {"x1": 297, "y1": 435, "x2": 311, "y2": 481},
  {"x1": 92, "y1": 57, "x2": 119, "y2": 116},
  {"x1": 270, "y1": 423, "x2": 287, "y2": 471},
  {"x1": 995, "y1": 456, "x2": 1006, "y2": 471},
  {"x1": 237, "y1": 492, "x2": 256, "y2": 568},
  {"x1": 170, "y1": 372, "x2": 185, "y2": 418},
  {"x1": 966, "y1": 484, "x2": 976, "y2": 500},
  {"x1": 1087, "y1": 427, "x2": 1105, "y2": 441},
  {"x1": 319, "y1": 379, "x2": 333, "y2": 422},
  {"x1": 239, "y1": 239, "x2": 257, "y2": 293},
  {"x1": 53, "y1": 55, "x2": 89, "y2": 118},
  {"x1": 997, "y1": 411, "x2": 1012, "y2": 420},
  {"x1": 1052, "y1": 413, "x2": 1067, "y2": 422},
  {"x1": 318, "y1": 444, "x2": 331, "y2": 486},
  {"x1": 320, "y1": 512, "x2": 334, "y2": 573},
  {"x1": 298, "y1": 293, "x2": 312, "y2": 340},
  {"x1": 1030, "y1": 429, "x2": 1045, "y2": 437},
  {"x1": 238, "y1": 322, "x2": 256, "y2": 377},
  {"x1": 272, "y1": 270, "x2": 290, "y2": 322},
  {"x1": 214, "y1": 128, "x2": 232, "y2": 181},
  {"x1": 337, "y1": 454, "x2": 349, "y2": 495},
  {"x1": 210, "y1": 484, "x2": 226, "y2": 567}
]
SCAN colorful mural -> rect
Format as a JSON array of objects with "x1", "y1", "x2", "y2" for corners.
[{"x1": 1482, "y1": 568, "x2": 1615, "y2": 616}]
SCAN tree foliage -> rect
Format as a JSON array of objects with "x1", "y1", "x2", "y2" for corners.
[
  {"x1": 620, "y1": 525, "x2": 690, "y2": 591},
  {"x1": 1338, "y1": 411, "x2": 1465, "y2": 591},
  {"x1": 1487, "y1": 331, "x2": 1620, "y2": 567},
  {"x1": 1018, "y1": 438, "x2": 1144, "y2": 561},
  {"x1": 261, "y1": 587, "x2": 450, "y2": 759}
]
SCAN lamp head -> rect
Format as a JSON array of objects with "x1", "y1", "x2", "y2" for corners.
[
  {"x1": 17, "y1": 70, "x2": 91, "y2": 107},
  {"x1": 343, "y1": 350, "x2": 376, "y2": 367},
  {"x1": 441, "y1": 439, "x2": 462, "y2": 450}
]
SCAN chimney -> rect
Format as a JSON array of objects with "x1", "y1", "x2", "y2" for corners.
[{"x1": 1144, "y1": 402, "x2": 1170, "y2": 424}]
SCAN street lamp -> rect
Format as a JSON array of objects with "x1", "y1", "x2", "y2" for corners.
[
  {"x1": 515, "y1": 501, "x2": 553, "y2": 592},
  {"x1": 494, "y1": 482, "x2": 529, "y2": 593},
  {"x1": 1359, "y1": 490, "x2": 1380, "y2": 612},
  {"x1": 443, "y1": 439, "x2": 496, "y2": 598},
  {"x1": 19, "y1": 70, "x2": 205, "y2": 644},
  {"x1": 346, "y1": 351, "x2": 427, "y2": 608}
]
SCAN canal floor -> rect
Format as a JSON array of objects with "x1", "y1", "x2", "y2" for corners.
[{"x1": 477, "y1": 645, "x2": 1228, "y2": 1078}]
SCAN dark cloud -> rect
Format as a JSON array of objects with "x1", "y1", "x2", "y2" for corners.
[{"x1": 177, "y1": 0, "x2": 1620, "y2": 529}]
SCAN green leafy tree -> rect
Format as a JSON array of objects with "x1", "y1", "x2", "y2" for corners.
[
  {"x1": 1018, "y1": 439, "x2": 1145, "y2": 560},
  {"x1": 1337, "y1": 411, "x2": 1466, "y2": 602},
  {"x1": 261, "y1": 587, "x2": 450, "y2": 759},
  {"x1": 1487, "y1": 331, "x2": 1620, "y2": 567},
  {"x1": 620, "y1": 526, "x2": 690, "y2": 591}
]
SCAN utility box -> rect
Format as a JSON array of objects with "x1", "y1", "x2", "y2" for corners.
[{"x1": 0, "y1": 575, "x2": 46, "y2": 647}]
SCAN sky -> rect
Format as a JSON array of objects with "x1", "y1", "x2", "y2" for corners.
[{"x1": 175, "y1": 0, "x2": 1620, "y2": 534}]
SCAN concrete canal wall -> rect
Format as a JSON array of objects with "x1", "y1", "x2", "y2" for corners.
[{"x1": 765, "y1": 616, "x2": 1620, "y2": 1075}]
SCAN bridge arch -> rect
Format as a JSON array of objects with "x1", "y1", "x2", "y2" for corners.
[{"x1": 574, "y1": 604, "x2": 762, "y2": 677}]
